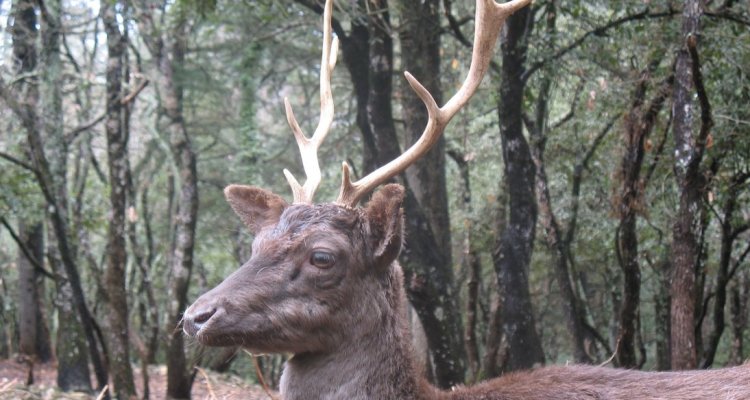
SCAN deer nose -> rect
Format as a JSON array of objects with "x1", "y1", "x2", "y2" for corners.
[{"x1": 183, "y1": 306, "x2": 217, "y2": 337}]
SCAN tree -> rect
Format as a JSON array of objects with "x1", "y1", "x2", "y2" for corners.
[
  {"x1": 101, "y1": 0, "x2": 137, "y2": 397},
  {"x1": 494, "y1": 2, "x2": 545, "y2": 372},
  {"x1": 670, "y1": 0, "x2": 709, "y2": 371},
  {"x1": 10, "y1": 0, "x2": 53, "y2": 366},
  {"x1": 395, "y1": 0, "x2": 466, "y2": 386},
  {"x1": 134, "y1": 2, "x2": 200, "y2": 397},
  {"x1": 613, "y1": 61, "x2": 672, "y2": 368}
]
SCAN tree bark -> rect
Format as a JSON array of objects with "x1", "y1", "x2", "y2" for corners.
[
  {"x1": 160, "y1": 35, "x2": 199, "y2": 400},
  {"x1": 11, "y1": 0, "x2": 53, "y2": 364},
  {"x1": 614, "y1": 64, "x2": 671, "y2": 368},
  {"x1": 670, "y1": 0, "x2": 706, "y2": 370},
  {"x1": 101, "y1": 2, "x2": 137, "y2": 397},
  {"x1": 494, "y1": 4, "x2": 545, "y2": 372},
  {"x1": 395, "y1": 0, "x2": 466, "y2": 386},
  {"x1": 397, "y1": 0, "x2": 452, "y2": 257},
  {"x1": 16, "y1": 223, "x2": 53, "y2": 363},
  {"x1": 526, "y1": 1, "x2": 594, "y2": 363},
  {"x1": 447, "y1": 149, "x2": 483, "y2": 382},
  {"x1": 728, "y1": 272, "x2": 748, "y2": 366},
  {"x1": 136, "y1": 9, "x2": 199, "y2": 396},
  {"x1": 701, "y1": 173, "x2": 750, "y2": 367}
]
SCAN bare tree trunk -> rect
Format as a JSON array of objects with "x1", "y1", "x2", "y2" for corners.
[
  {"x1": 728, "y1": 271, "x2": 748, "y2": 366},
  {"x1": 17, "y1": 223, "x2": 53, "y2": 363},
  {"x1": 38, "y1": 0, "x2": 110, "y2": 391},
  {"x1": 160, "y1": 40, "x2": 199, "y2": 400},
  {"x1": 11, "y1": 0, "x2": 53, "y2": 364},
  {"x1": 396, "y1": 0, "x2": 466, "y2": 386},
  {"x1": 101, "y1": 2, "x2": 137, "y2": 397},
  {"x1": 670, "y1": 0, "x2": 707, "y2": 370},
  {"x1": 133, "y1": 2, "x2": 199, "y2": 396},
  {"x1": 495, "y1": 4, "x2": 545, "y2": 372},
  {"x1": 482, "y1": 183, "x2": 508, "y2": 379},
  {"x1": 651, "y1": 253, "x2": 673, "y2": 371},
  {"x1": 397, "y1": 0, "x2": 451, "y2": 256},
  {"x1": 447, "y1": 149, "x2": 482, "y2": 382},
  {"x1": 614, "y1": 63, "x2": 671, "y2": 368},
  {"x1": 50, "y1": 246, "x2": 92, "y2": 392},
  {"x1": 701, "y1": 173, "x2": 750, "y2": 367}
]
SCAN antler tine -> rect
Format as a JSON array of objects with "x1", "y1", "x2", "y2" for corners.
[
  {"x1": 284, "y1": 0, "x2": 339, "y2": 204},
  {"x1": 336, "y1": 0, "x2": 532, "y2": 207}
]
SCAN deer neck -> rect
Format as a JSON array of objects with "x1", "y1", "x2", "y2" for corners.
[{"x1": 279, "y1": 263, "x2": 431, "y2": 400}]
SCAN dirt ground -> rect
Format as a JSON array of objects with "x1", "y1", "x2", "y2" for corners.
[{"x1": 0, "y1": 358, "x2": 273, "y2": 400}]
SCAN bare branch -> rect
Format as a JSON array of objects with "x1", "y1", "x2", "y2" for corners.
[
  {"x1": 65, "y1": 78, "x2": 149, "y2": 142},
  {"x1": 0, "y1": 217, "x2": 55, "y2": 279},
  {"x1": 523, "y1": 8, "x2": 679, "y2": 82},
  {"x1": 0, "y1": 151, "x2": 37, "y2": 173}
]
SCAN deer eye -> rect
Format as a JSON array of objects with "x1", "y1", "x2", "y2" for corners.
[{"x1": 310, "y1": 251, "x2": 335, "y2": 269}]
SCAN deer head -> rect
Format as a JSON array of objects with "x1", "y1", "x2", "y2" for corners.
[
  {"x1": 183, "y1": 183, "x2": 406, "y2": 354},
  {"x1": 183, "y1": 0, "x2": 530, "y2": 372}
]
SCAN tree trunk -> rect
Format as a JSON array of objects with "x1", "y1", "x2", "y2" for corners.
[
  {"x1": 133, "y1": 3, "x2": 200, "y2": 396},
  {"x1": 395, "y1": 0, "x2": 466, "y2": 386},
  {"x1": 482, "y1": 183, "x2": 508, "y2": 379},
  {"x1": 614, "y1": 64, "x2": 671, "y2": 368},
  {"x1": 652, "y1": 254, "x2": 672, "y2": 371},
  {"x1": 154, "y1": 22, "x2": 199, "y2": 400},
  {"x1": 670, "y1": 0, "x2": 706, "y2": 370},
  {"x1": 101, "y1": 2, "x2": 137, "y2": 397},
  {"x1": 49, "y1": 241, "x2": 92, "y2": 392},
  {"x1": 11, "y1": 0, "x2": 53, "y2": 364},
  {"x1": 448, "y1": 150, "x2": 482, "y2": 381},
  {"x1": 495, "y1": 4, "x2": 545, "y2": 372},
  {"x1": 42, "y1": 0, "x2": 110, "y2": 391},
  {"x1": 701, "y1": 173, "x2": 749, "y2": 367},
  {"x1": 17, "y1": 223, "x2": 53, "y2": 363},
  {"x1": 397, "y1": 0, "x2": 451, "y2": 256},
  {"x1": 535, "y1": 150, "x2": 592, "y2": 364},
  {"x1": 728, "y1": 272, "x2": 748, "y2": 366}
]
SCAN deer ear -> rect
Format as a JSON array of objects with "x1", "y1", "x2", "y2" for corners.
[
  {"x1": 365, "y1": 184, "x2": 406, "y2": 270},
  {"x1": 224, "y1": 185, "x2": 288, "y2": 235}
]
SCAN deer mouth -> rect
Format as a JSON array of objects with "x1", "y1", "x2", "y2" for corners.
[{"x1": 184, "y1": 304, "x2": 271, "y2": 348}]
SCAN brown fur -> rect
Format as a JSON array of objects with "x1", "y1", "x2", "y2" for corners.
[{"x1": 185, "y1": 184, "x2": 750, "y2": 399}]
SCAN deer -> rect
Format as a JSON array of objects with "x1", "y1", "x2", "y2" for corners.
[{"x1": 183, "y1": 0, "x2": 750, "y2": 398}]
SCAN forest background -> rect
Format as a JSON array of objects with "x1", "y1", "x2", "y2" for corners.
[{"x1": 0, "y1": 0, "x2": 748, "y2": 399}]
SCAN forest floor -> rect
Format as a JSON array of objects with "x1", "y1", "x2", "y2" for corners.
[{"x1": 0, "y1": 358, "x2": 272, "y2": 400}]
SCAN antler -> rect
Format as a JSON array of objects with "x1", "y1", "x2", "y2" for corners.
[
  {"x1": 283, "y1": 0, "x2": 339, "y2": 204},
  {"x1": 336, "y1": 0, "x2": 532, "y2": 207}
]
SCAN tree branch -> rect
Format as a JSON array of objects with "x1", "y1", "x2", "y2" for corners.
[
  {"x1": 65, "y1": 78, "x2": 149, "y2": 142},
  {"x1": 442, "y1": 0, "x2": 501, "y2": 74},
  {"x1": 522, "y1": 8, "x2": 679, "y2": 82},
  {"x1": 686, "y1": 34, "x2": 713, "y2": 174},
  {"x1": 0, "y1": 216, "x2": 55, "y2": 279},
  {"x1": 705, "y1": 11, "x2": 750, "y2": 27},
  {"x1": 0, "y1": 151, "x2": 37, "y2": 173}
]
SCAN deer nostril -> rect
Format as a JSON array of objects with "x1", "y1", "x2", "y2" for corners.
[
  {"x1": 184, "y1": 307, "x2": 217, "y2": 337},
  {"x1": 193, "y1": 308, "x2": 216, "y2": 324}
]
